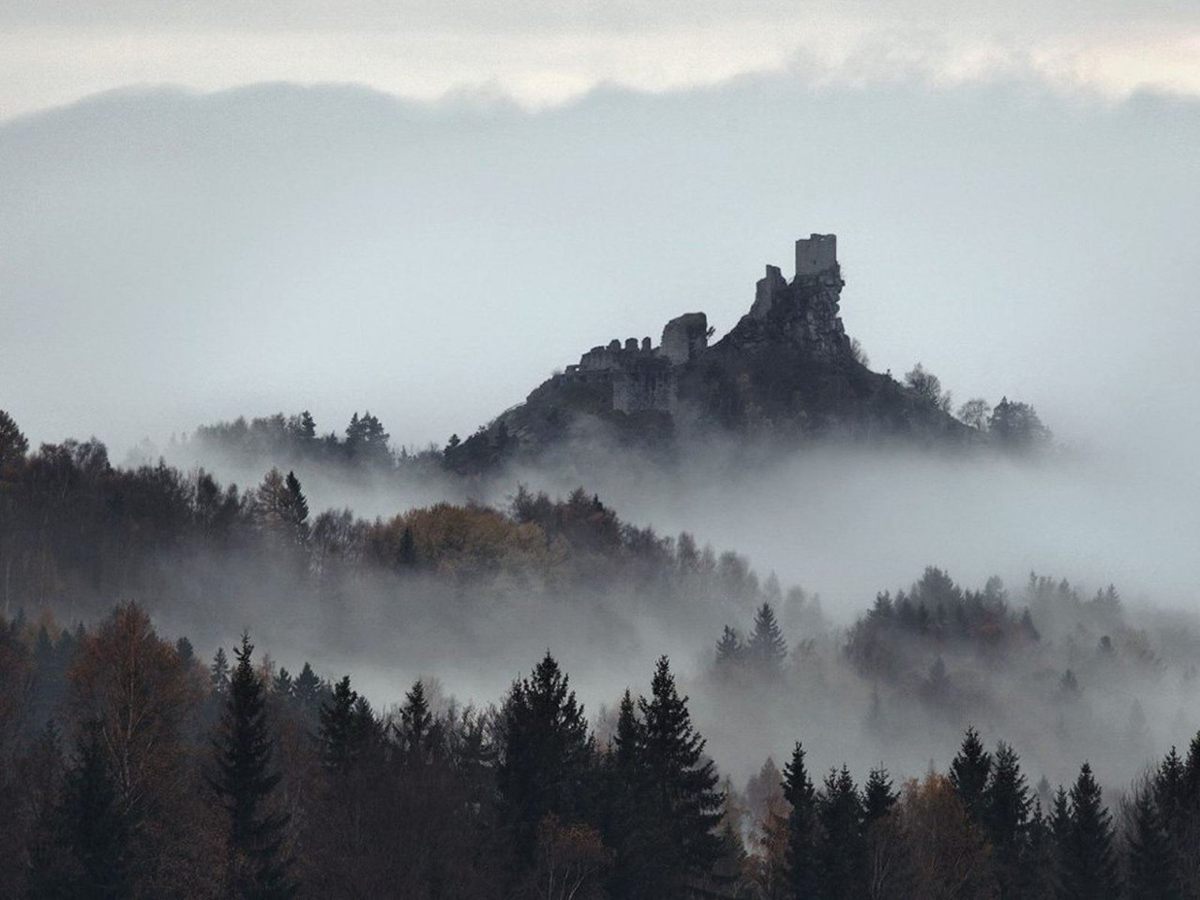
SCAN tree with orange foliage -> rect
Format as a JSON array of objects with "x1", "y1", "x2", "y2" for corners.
[
  {"x1": 67, "y1": 601, "x2": 209, "y2": 894},
  {"x1": 899, "y1": 773, "x2": 998, "y2": 900}
]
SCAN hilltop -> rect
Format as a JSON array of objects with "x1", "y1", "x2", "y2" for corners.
[{"x1": 444, "y1": 235, "x2": 1042, "y2": 472}]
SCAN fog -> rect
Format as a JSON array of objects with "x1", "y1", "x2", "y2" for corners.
[{"x1": 3, "y1": 69, "x2": 1200, "y2": 797}]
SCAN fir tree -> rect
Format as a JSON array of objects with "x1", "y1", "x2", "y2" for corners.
[
  {"x1": 818, "y1": 765, "x2": 864, "y2": 900},
  {"x1": 210, "y1": 632, "x2": 295, "y2": 900},
  {"x1": 1059, "y1": 763, "x2": 1119, "y2": 900},
  {"x1": 637, "y1": 656, "x2": 723, "y2": 898},
  {"x1": 1127, "y1": 788, "x2": 1180, "y2": 900},
  {"x1": 746, "y1": 603, "x2": 787, "y2": 676},
  {"x1": 950, "y1": 726, "x2": 992, "y2": 824},
  {"x1": 781, "y1": 741, "x2": 820, "y2": 898}
]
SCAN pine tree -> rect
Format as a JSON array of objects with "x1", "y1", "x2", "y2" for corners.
[
  {"x1": 497, "y1": 652, "x2": 593, "y2": 869},
  {"x1": 1059, "y1": 763, "x2": 1119, "y2": 900},
  {"x1": 950, "y1": 726, "x2": 992, "y2": 824},
  {"x1": 746, "y1": 603, "x2": 787, "y2": 676},
  {"x1": 637, "y1": 656, "x2": 723, "y2": 898},
  {"x1": 986, "y1": 741, "x2": 1031, "y2": 899},
  {"x1": 781, "y1": 741, "x2": 820, "y2": 898},
  {"x1": 604, "y1": 689, "x2": 649, "y2": 900},
  {"x1": 211, "y1": 632, "x2": 295, "y2": 900},
  {"x1": 1127, "y1": 788, "x2": 1180, "y2": 900}
]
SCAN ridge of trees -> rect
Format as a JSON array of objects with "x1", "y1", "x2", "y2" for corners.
[{"x1": 3, "y1": 602, "x2": 1200, "y2": 898}]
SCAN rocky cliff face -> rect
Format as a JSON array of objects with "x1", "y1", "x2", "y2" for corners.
[{"x1": 444, "y1": 236, "x2": 975, "y2": 472}]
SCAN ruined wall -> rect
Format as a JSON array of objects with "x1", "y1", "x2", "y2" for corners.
[
  {"x1": 613, "y1": 363, "x2": 675, "y2": 413},
  {"x1": 660, "y1": 313, "x2": 708, "y2": 365}
]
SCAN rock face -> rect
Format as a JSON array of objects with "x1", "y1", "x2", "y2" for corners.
[
  {"x1": 729, "y1": 234, "x2": 849, "y2": 361},
  {"x1": 445, "y1": 234, "x2": 973, "y2": 471}
]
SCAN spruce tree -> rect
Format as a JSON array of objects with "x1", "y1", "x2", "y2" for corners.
[
  {"x1": 637, "y1": 656, "x2": 723, "y2": 898},
  {"x1": 985, "y1": 741, "x2": 1031, "y2": 899},
  {"x1": 29, "y1": 726, "x2": 131, "y2": 900},
  {"x1": 291, "y1": 662, "x2": 322, "y2": 715},
  {"x1": 399, "y1": 679, "x2": 434, "y2": 765},
  {"x1": 950, "y1": 726, "x2": 992, "y2": 824},
  {"x1": 497, "y1": 652, "x2": 593, "y2": 868},
  {"x1": 781, "y1": 741, "x2": 820, "y2": 898},
  {"x1": 1059, "y1": 763, "x2": 1119, "y2": 900},
  {"x1": 318, "y1": 675, "x2": 377, "y2": 772},
  {"x1": 211, "y1": 647, "x2": 230, "y2": 694},
  {"x1": 280, "y1": 471, "x2": 309, "y2": 541},
  {"x1": 1127, "y1": 788, "x2": 1180, "y2": 900},
  {"x1": 606, "y1": 689, "x2": 650, "y2": 900},
  {"x1": 746, "y1": 603, "x2": 787, "y2": 676},
  {"x1": 715, "y1": 626, "x2": 744, "y2": 671},
  {"x1": 818, "y1": 765, "x2": 864, "y2": 900},
  {"x1": 211, "y1": 632, "x2": 294, "y2": 900},
  {"x1": 862, "y1": 765, "x2": 899, "y2": 824}
]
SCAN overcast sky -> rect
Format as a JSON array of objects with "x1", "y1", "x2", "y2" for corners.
[
  {"x1": 2, "y1": 0, "x2": 1199, "y2": 658},
  {"x1": 2, "y1": 0, "x2": 1199, "y2": 119}
]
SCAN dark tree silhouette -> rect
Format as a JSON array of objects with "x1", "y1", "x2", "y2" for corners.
[
  {"x1": 950, "y1": 726, "x2": 992, "y2": 824},
  {"x1": 746, "y1": 603, "x2": 787, "y2": 676},
  {"x1": 210, "y1": 633, "x2": 294, "y2": 900},
  {"x1": 782, "y1": 741, "x2": 820, "y2": 898}
]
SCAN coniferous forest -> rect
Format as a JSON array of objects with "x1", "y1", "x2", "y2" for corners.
[{"x1": 3, "y1": 404, "x2": 1200, "y2": 898}]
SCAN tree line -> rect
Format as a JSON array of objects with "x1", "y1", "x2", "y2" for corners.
[{"x1": 2, "y1": 601, "x2": 1200, "y2": 899}]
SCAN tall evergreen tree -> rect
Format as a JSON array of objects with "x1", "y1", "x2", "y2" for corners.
[
  {"x1": 497, "y1": 652, "x2": 593, "y2": 869},
  {"x1": 746, "y1": 603, "x2": 787, "y2": 676},
  {"x1": 399, "y1": 679, "x2": 435, "y2": 765},
  {"x1": 818, "y1": 765, "x2": 864, "y2": 900},
  {"x1": 1058, "y1": 763, "x2": 1119, "y2": 900},
  {"x1": 781, "y1": 741, "x2": 820, "y2": 898},
  {"x1": 280, "y1": 471, "x2": 309, "y2": 541},
  {"x1": 318, "y1": 675, "x2": 377, "y2": 772},
  {"x1": 715, "y1": 626, "x2": 744, "y2": 671},
  {"x1": 211, "y1": 647, "x2": 230, "y2": 694},
  {"x1": 1127, "y1": 788, "x2": 1180, "y2": 900},
  {"x1": 636, "y1": 656, "x2": 723, "y2": 898},
  {"x1": 950, "y1": 727, "x2": 992, "y2": 824},
  {"x1": 862, "y1": 765, "x2": 899, "y2": 824},
  {"x1": 986, "y1": 741, "x2": 1031, "y2": 899},
  {"x1": 28, "y1": 726, "x2": 131, "y2": 900},
  {"x1": 210, "y1": 633, "x2": 294, "y2": 900}
]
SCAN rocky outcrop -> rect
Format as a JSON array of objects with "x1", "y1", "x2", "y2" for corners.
[{"x1": 444, "y1": 234, "x2": 976, "y2": 472}]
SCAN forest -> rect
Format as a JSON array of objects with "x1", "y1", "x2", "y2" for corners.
[
  {"x1": 2, "y1": 601, "x2": 1199, "y2": 899},
  {"x1": 2, "y1": 405, "x2": 1199, "y2": 898}
]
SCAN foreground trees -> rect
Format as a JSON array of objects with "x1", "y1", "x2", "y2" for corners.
[{"x1": 5, "y1": 601, "x2": 1200, "y2": 900}]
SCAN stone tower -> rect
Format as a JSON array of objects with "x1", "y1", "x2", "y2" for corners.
[{"x1": 795, "y1": 234, "x2": 837, "y2": 277}]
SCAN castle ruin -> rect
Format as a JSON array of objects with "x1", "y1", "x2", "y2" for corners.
[{"x1": 557, "y1": 234, "x2": 844, "y2": 414}]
